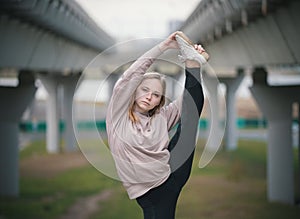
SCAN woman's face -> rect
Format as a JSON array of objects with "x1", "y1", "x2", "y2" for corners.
[{"x1": 134, "y1": 78, "x2": 163, "y2": 114}]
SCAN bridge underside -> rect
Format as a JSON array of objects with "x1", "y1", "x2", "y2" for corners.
[
  {"x1": 0, "y1": 16, "x2": 99, "y2": 72},
  {"x1": 183, "y1": 0, "x2": 300, "y2": 73}
]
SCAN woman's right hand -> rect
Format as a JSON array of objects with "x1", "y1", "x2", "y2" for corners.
[{"x1": 158, "y1": 31, "x2": 181, "y2": 52}]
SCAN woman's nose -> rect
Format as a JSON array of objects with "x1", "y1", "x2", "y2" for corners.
[{"x1": 146, "y1": 92, "x2": 152, "y2": 100}]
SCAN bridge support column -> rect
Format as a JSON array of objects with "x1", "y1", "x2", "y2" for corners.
[
  {"x1": 221, "y1": 69, "x2": 245, "y2": 150},
  {"x1": 106, "y1": 73, "x2": 119, "y2": 101},
  {"x1": 250, "y1": 67, "x2": 300, "y2": 205},
  {"x1": 61, "y1": 74, "x2": 81, "y2": 152},
  {"x1": 202, "y1": 72, "x2": 222, "y2": 150},
  {"x1": 38, "y1": 74, "x2": 60, "y2": 153},
  {"x1": 0, "y1": 71, "x2": 36, "y2": 196}
]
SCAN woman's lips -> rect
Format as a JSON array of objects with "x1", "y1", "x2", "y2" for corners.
[{"x1": 141, "y1": 101, "x2": 150, "y2": 105}]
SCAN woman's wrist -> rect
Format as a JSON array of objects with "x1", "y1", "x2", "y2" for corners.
[{"x1": 158, "y1": 41, "x2": 168, "y2": 52}]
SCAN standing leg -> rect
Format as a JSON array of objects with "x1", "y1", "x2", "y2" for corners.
[{"x1": 136, "y1": 174, "x2": 181, "y2": 219}]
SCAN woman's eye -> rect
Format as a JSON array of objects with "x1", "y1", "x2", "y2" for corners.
[
  {"x1": 153, "y1": 94, "x2": 160, "y2": 98},
  {"x1": 142, "y1": 87, "x2": 148, "y2": 92}
]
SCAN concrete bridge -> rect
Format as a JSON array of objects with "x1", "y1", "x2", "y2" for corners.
[
  {"x1": 1, "y1": 0, "x2": 299, "y2": 206},
  {"x1": 180, "y1": 0, "x2": 300, "y2": 205},
  {"x1": 0, "y1": 0, "x2": 114, "y2": 196}
]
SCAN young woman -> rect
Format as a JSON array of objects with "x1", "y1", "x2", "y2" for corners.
[{"x1": 106, "y1": 31, "x2": 209, "y2": 219}]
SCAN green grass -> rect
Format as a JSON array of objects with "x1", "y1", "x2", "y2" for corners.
[
  {"x1": 19, "y1": 140, "x2": 49, "y2": 159},
  {"x1": 1, "y1": 140, "x2": 121, "y2": 219},
  {"x1": 0, "y1": 166, "x2": 120, "y2": 219},
  {"x1": 91, "y1": 187, "x2": 143, "y2": 219},
  {"x1": 0, "y1": 139, "x2": 299, "y2": 219}
]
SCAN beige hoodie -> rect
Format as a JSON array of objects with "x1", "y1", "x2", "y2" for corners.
[{"x1": 106, "y1": 45, "x2": 182, "y2": 199}]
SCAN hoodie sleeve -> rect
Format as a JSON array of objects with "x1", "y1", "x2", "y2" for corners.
[{"x1": 106, "y1": 46, "x2": 163, "y2": 127}]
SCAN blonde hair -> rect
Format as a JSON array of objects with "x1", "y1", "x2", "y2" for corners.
[{"x1": 128, "y1": 72, "x2": 166, "y2": 123}]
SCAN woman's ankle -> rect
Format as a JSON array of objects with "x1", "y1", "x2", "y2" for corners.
[{"x1": 185, "y1": 60, "x2": 200, "y2": 68}]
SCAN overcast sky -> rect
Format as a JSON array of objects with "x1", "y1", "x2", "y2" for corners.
[{"x1": 75, "y1": 0, "x2": 201, "y2": 40}]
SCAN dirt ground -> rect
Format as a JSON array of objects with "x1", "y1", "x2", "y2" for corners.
[
  {"x1": 20, "y1": 152, "x2": 112, "y2": 219},
  {"x1": 58, "y1": 190, "x2": 112, "y2": 219},
  {"x1": 20, "y1": 152, "x2": 89, "y2": 179}
]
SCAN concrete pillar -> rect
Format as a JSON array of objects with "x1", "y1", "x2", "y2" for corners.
[
  {"x1": 202, "y1": 71, "x2": 222, "y2": 149},
  {"x1": 38, "y1": 74, "x2": 60, "y2": 153},
  {"x1": 250, "y1": 67, "x2": 299, "y2": 205},
  {"x1": 221, "y1": 69, "x2": 245, "y2": 150},
  {"x1": 61, "y1": 74, "x2": 81, "y2": 152},
  {"x1": 22, "y1": 97, "x2": 36, "y2": 121},
  {"x1": 0, "y1": 71, "x2": 36, "y2": 196},
  {"x1": 298, "y1": 105, "x2": 300, "y2": 200},
  {"x1": 106, "y1": 73, "x2": 119, "y2": 101},
  {"x1": 199, "y1": 71, "x2": 224, "y2": 167}
]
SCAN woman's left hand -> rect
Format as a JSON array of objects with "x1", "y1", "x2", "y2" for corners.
[{"x1": 159, "y1": 31, "x2": 180, "y2": 52}]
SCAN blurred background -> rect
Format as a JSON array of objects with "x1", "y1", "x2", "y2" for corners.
[{"x1": 0, "y1": 0, "x2": 299, "y2": 218}]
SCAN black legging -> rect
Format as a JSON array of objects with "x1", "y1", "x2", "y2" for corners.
[{"x1": 136, "y1": 68, "x2": 204, "y2": 219}]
